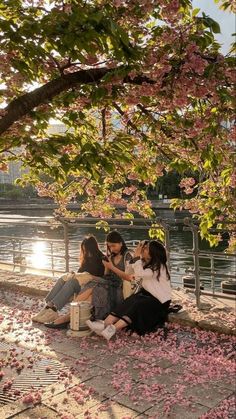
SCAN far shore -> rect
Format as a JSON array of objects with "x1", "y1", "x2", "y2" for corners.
[{"x1": 0, "y1": 199, "x2": 173, "y2": 211}]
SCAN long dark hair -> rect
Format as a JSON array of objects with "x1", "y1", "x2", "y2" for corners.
[
  {"x1": 80, "y1": 235, "x2": 101, "y2": 267},
  {"x1": 106, "y1": 230, "x2": 128, "y2": 256},
  {"x1": 144, "y1": 240, "x2": 170, "y2": 281}
]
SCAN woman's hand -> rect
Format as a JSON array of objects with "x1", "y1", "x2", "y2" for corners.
[
  {"x1": 102, "y1": 259, "x2": 114, "y2": 270},
  {"x1": 134, "y1": 241, "x2": 144, "y2": 258}
]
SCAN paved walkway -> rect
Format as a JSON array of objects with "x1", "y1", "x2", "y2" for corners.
[{"x1": 0, "y1": 288, "x2": 235, "y2": 419}]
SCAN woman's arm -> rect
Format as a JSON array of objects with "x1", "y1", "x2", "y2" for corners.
[
  {"x1": 74, "y1": 288, "x2": 93, "y2": 302},
  {"x1": 104, "y1": 264, "x2": 110, "y2": 275},
  {"x1": 132, "y1": 259, "x2": 150, "y2": 278},
  {"x1": 102, "y1": 260, "x2": 133, "y2": 282}
]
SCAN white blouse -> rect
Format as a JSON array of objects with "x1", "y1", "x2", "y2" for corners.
[{"x1": 132, "y1": 259, "x2": 172, "y2": 304}]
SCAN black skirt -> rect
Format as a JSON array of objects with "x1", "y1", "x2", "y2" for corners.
[{"x1": 111, "y1": 288, "x2": 171, "y2": 336}]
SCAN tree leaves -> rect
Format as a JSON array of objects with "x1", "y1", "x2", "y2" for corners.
[
  {"x1": 0, "y1": 0, "x2": 235, "y2": 244},
  {"x1": 200, "y1": 13, "x2": 221, "y2": 34}
]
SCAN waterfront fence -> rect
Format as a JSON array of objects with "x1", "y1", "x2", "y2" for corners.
[{"x1": 0, "y1": 215, "x2": 235, "y2": 309}]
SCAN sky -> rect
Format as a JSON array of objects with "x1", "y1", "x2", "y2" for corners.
[{"x1": 193, "y1": 0, "x2": 235, "y2": 54}]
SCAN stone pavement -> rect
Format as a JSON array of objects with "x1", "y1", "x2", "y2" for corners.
[
  {"x1": 0, "y1": 268, "x2": 236, "y2": 419},
  {"x1": 0, "y1": 289, "x2": 235, "y2": 419},
  {"x1": 0, "y1": 270, "x2": 235, "y2": 336}
]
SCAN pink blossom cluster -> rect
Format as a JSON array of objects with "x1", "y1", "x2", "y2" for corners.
[
  {"x1": 127, "y1": 172, "x2": 139, "y2": 180},
  {"x1": 123, "y1": 185, "x2": 137, "y2": 195},
  {"x1": 0, "y1": 162, "x2": 8, "y2": 172},
  {"x1": 179, "y1": 177, "x2": 196, "y2": 195},
  {"x1": 22, "y1": 391, "x2": 42, "y2": 405},
  {"x1": 229, "y1": 170, "x2": 236, "y2": 187}
]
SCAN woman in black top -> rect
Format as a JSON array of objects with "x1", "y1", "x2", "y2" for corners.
[
  {"x1": 32, "y1": 235, "x2": 105, "y2": 324},
  {"x1": 81, "y1": 231, "x2": 133, "y2": 320},
  {"x1": 78, "y1": 236, "x2": 105, "y2": 277}
]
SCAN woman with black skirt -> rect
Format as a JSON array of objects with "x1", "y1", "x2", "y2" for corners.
[{"x1": 86, "y1": 240, "x2": 171, "y2": 340}]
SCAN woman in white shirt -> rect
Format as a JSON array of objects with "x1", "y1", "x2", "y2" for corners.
[{"x1": 86, "y1": 240, "x2": 171, "y2": 340}]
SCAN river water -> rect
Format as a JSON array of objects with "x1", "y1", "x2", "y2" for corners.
[{"x1": 0, "y1": 208, "x2": 235, "y2": 290}]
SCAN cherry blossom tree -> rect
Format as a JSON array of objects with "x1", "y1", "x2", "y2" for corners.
[{"x1": 0, "y1": 0, "x2": 235, "y2": 246}]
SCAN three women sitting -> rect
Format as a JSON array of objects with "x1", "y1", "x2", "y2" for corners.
[
  {"x1": 32, "y1": 231, "x2": 132, "y2": 327},
  {"x1": 32, "y1": 232, "x2": 171, "y2": 339}
]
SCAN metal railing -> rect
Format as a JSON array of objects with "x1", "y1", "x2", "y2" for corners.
[
  {"x1": 0, "y1": 215, "x2": 235, "y2": 309},
  {"x1": 0, "y1": 235, "x2": 65, "y2": 276}
]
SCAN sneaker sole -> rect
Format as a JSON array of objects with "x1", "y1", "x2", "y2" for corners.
[{"x1": 86, "y1": 321, "x2": 104, "y2": 335}]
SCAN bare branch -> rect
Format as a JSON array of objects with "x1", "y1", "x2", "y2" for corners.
[{"x1": 113, "y1": 102, "x2": 172, "y2": 161}]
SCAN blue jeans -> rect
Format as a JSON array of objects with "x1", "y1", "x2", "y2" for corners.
[{"x1": 45, "y1": 276, "x2": 81, "y2": 311}]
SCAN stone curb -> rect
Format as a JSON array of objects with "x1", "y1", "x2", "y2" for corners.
[{"x1": 0, "y1": 270, "x2": 235, "y2": 336}]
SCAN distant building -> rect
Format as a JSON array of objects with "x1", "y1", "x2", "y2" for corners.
[
  {"x1": 0, "y1": 123, "x2": 66, "y2": 185},
  {"x1": 47, "y1": 123, "x2": 67, "y2": 135},
  {"x1": 0, "y1": 158, "x2": 24, "y2": 185}
]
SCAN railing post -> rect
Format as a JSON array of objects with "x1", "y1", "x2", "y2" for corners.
[
  {"x1": 12, "y1": 239, "x2": 16, "y2": 270},
  {"x1": 62, "y1": 221, "x2": 70, "y2": 272},
  {"x1": 192, "y1": 225, "x2": 201, "y2": 309},
  {"x1": 50, "y1": 242, "x2": 55, "y2": 277},
  {"x1": 164, "y1": 225, "x2": 171, "y2": 273},
  {"x1": 210, "y1": 255, "x2": 215, "y2": 295}
]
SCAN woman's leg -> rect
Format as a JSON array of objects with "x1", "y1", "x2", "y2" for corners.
[
  {"x1": 45, "y1": 277, "x2": 66, "y2": 304},
  {"x1": 32, "y1": 276, "x2": 67, "y2": 322},
  {"x1": 50, "y1": 289, "x2": 93, "y2": 325},
  {"x1": 48, "y1": 278, "x2": 81, "y2": 310},
  {"x1": 113, "y1": 318, "x2": 129, "y2": 331},
  {"x1": 104, "y1": 314, "x2": 119, "y2": 326},
  {"x1": 101, "y1": 317, "x2": 131, "y2": 340},
  {"x1": 86, "y1": 312, "x2": 118, "y2": 334}
]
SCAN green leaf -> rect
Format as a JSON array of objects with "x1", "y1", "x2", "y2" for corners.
[
  {"x1": 91, "y1": 87, "x2": 108, "y2": 102},
  {"x1": 211, "y1": 20, "x2": 221, "y2": 34},
  {"x1": 192, "y1": 8, "x2": 200, "y2": 17},
  {"x1": 103, "y1": 161, "x2": 115, "y2": 175}
]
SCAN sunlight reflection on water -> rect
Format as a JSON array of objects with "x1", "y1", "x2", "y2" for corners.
[{"x1": 30, "y1": 241, "x2": 48, "y2": 270}]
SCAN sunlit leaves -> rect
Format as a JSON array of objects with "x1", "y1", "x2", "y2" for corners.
[
  {"x1": 149, "y1": 223, "x2": 165, "y2": 242},
  {"x1": 214, "y1": 0, "x2": 236, "y2": 12}
]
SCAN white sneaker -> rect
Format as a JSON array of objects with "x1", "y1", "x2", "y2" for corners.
[
  {"x1": 32, "y1": 307, "x2": 48, "y2": 323},
  {"x1": 101, "y1": 324, "x2": 116, "y2": 341},
  {"x1": 86, "y1": 320, "x2": 105, "y2": 335},
  {"x1": 39, "y1": 308, "x2": 58, "y2": 324}
]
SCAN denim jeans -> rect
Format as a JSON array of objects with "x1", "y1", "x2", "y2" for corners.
[{"x1": 45, "y1": 276, "x2": 81, "y2": 311}]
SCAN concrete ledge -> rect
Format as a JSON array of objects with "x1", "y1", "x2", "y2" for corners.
[
  {"x1": 0, "y1": 281, "x2": 48, "y2": 297},
  {"x1": 197, "y1": 319, "x2": 234, "y2": 336},
  {"x1": 168, "y1": 311, "x2": 198, "y2": 328},
  {"x1": 0, "y1": 270, "x2": 52, "y2": 297},
  {"x1": 168, "y1": 312, "x2": 235, "y2": 336}
]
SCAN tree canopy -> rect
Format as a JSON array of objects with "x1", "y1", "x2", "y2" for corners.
[{"x1": 0, "y1": 0, "x2": 235, "y2": 247}]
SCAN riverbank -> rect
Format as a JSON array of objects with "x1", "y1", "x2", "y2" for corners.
[{"x1": 0, "y1": 200, "x2": 172, "y2": 211}]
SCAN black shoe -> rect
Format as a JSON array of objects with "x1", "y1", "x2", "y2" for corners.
[
  {"x1": 168, "y1": 304, "x2": 183, "y2": 314},
  {"x1": 44, "y1": 321, "x2": 69, "y2": 330}
]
